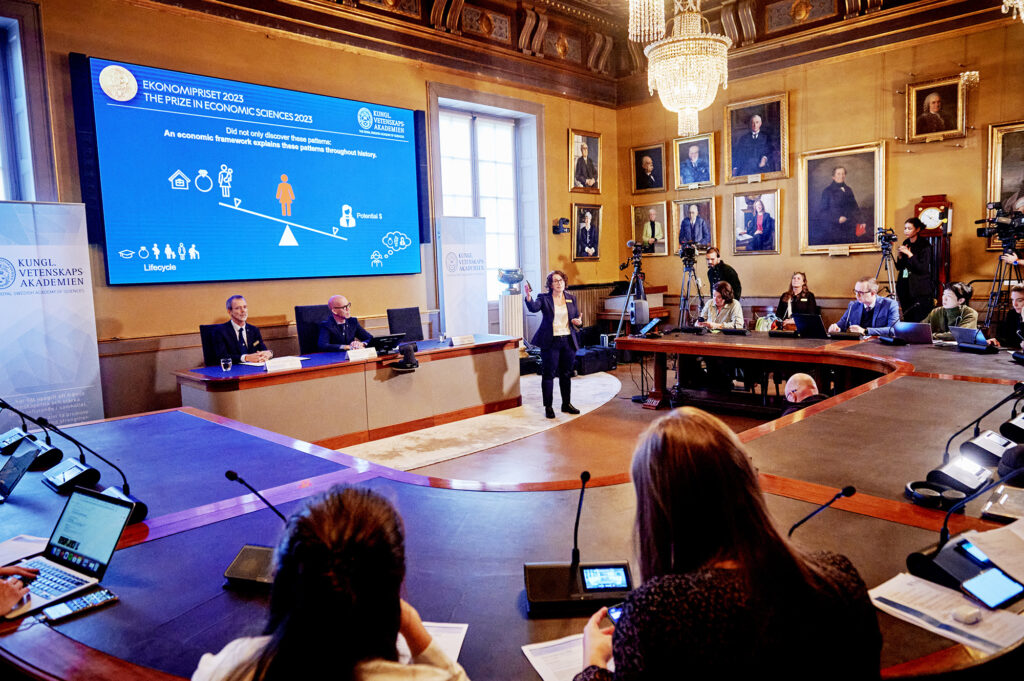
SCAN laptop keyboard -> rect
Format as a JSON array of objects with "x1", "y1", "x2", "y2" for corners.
[{"x1": 22, "y1": 559, "x2": 88, "y2": 598}]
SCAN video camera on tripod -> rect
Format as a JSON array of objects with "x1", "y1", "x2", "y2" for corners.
[
  {"x1": 976, "y1": 202, "x2": 1024, "y2": 251},
  {"x1": 619, "y1": 240, "x2": 645, "y2": 271},
  {"x1": 676, "y1": 241, "x2": 699, "y2": 267},
  {"x1": 876, "y1": 226, "x2": 899, "y2": 248}
]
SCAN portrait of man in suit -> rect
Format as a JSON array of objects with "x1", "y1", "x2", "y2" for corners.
[
  {"x1": 802, "y1": 144, "x2": 881, "y2": 254},
  {"x1": 727, "y1": 96, "x2": 787, "y2": 182},
  {"x1": 632, "y1": 144, "x2": 664, "y2": 192},
  {"x1": 571, "y1": 131, "x2": 600, "y2": 192},
  {"x1": 908, "y1": 78, "x2": 963, "y2": 142},
  {"x1": 680, "y1": 144, "x2": 710, "y2": 185},
  {"x1": 677, "y1": 200, "x2": 712, "y2": 248}
]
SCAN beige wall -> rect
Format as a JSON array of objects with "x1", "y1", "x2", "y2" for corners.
[
  {"x1": 616, "y1": 22, "x2": 1024, "y2": 300},
  {"x1": 41, "y1": 0, "x2": 623, "y2": 340}
]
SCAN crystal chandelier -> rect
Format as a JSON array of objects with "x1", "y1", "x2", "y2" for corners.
[
  {"x1": 644, "y1": 0, "x2": 731, "y2": 137},
  {"x1": 1003, "y1": 0, "x2": 1024, "y2": 23},
  {"x1": 629, "y1": 0, "x2": 665, "y2": 43}
]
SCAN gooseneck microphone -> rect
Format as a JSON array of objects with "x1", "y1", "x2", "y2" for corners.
[
  {"x1": 942, "y1": 383, "x2": 1024, "y2": 464},
  {"x1": 225, "y1": 470, "x2": 288, "y2": 524},
  {"x1": 788, "y1": 486, "x2": 856, "y2": 537},
  {"x1": 570, "y1": 471, "x2": 591, "y2": 569},
  {"x1": 937, "y1": 464, "x2": 1024, "y2": 550}
]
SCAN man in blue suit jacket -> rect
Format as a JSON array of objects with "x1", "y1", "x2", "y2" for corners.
[
  {"x1": 829, "y1": 277, "x2": 900, "y2": 336},
  {"x1": 212, "y1": 295, "x2": 272, "y2": 364},
  {"x1": 317, "y1": 294, "x2": 373, "y2": 351}
]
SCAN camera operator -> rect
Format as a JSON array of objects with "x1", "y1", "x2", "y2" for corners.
[
  {"x1": 894, "y1": 217, "x2": 934, "y2": 322},
  {"x1": 706, "y1": 247, "x2": 742, "y2": 300}
]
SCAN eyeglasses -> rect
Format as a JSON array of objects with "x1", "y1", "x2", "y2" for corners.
[
  {"x1": 853, "y1": 289, "x2": 873, "y2": 297},
  {"x1": 331, "y1": 304, "x2": 352, "y2": 310}
]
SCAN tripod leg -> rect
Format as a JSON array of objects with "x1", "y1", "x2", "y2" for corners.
[{"x1": 615, "y1": 275, "x2": 638, "y2": 338}]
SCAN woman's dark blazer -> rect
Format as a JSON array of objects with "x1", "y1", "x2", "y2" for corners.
[{"x1": 525, "y1": 292, "x2": 581, "y2": 351}]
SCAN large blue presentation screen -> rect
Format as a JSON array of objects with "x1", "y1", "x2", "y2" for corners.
[{"x1": 84, "y1": 58, "x2": 421, "y2": 284}]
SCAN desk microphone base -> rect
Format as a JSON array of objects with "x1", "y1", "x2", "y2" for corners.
[
  {"x1": 524, "y1": 561, "x2": 631, "y2": 618},
  {"x1": 224, "y1": 544, "x2": 275, "y2": 589}
]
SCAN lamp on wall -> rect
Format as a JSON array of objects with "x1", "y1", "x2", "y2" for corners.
[{"x1": 644, "y1": 0, "x2": 731, "y2": 137}]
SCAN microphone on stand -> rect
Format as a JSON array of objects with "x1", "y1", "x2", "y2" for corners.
[
  {"x1": 222, "y1": 469, "x2": 289, "y2": 588},
  {"x1": 524, "y1": 470, "x2": 632, "y2": 617},
  {"x1": 788, "y1": 486, "x2": 856, "y2": 537}
]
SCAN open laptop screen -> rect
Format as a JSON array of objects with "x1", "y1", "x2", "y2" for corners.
[{"x1": 45, "y1": 488, "x2": 134, "y2": 579}]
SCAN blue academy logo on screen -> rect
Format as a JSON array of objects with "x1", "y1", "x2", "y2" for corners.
[
  {"x1": 0, "y1": 258, "x2": 15, "y2": 289},
  {"x1": 88, "y1": 58, "x2": 422, "y2": 284}
]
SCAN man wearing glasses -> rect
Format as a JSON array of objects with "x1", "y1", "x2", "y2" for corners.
[
  {"x1": 781, "y1": 373, "x2": 828, "y2": 416},
  {"x1": 828, "y1": 276, "x2": 899, "y2": 336},
  {"x1": 318, "y1": 294, "x2": 373, "y2": 352}
]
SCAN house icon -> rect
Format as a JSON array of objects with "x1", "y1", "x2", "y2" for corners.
[{"x1": 168, "y1": 170, "x2": 190, "y2": 190}]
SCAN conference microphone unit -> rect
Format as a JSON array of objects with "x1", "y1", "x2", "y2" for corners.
[
  {"x1": 788, "y1": 486, "x2": 856, "y2": 537},
  {"x1": 223, "y1": 470, "x2": 288, "y2": 589},
  {"x1": 907, "y1": 465, "x2": 1024, "y2": 591},
  {"x1": 524, "y1": 471, "x2": 633, "y2": 618}
]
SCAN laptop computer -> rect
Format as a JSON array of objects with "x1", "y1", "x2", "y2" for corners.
[
  {"x1": 0, "y1": 438, "x2": 41, "y2": 503},
  {"x1": 5, "y1": 487, "x2": 134, "y2": 619},
  {"x1": 891, "y1": 321, "x2": 933, "y2": 345},
  {"x1": 950, "y1": 326, "x2": 998, "y2": 354},
  {"x1": 792, "y1": 314, "x2": 862, "y2": 340}
]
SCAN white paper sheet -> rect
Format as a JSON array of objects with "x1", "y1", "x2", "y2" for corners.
[
  {"x1": 0, "y1": 535, "x2": 46, "y2": 566},
  {"x1": 521, "y1": 634, "x2": 584, "y2": 681},
  {"x1": 397, "y1": 622, "x2": 468, "y2": 664},
  {"x1": 870, "y1": 573, "x2": 1024, "y2": 654}
]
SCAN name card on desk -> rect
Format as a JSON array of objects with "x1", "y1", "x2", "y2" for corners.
[
  {"x1": 347, "y1": 347, "x2": 378, "y2": 361},
  {"x1": 264, "y1": 356, "x2": 303, "y2": 373},
  {"x1": 450, "y1": 335, "x2": 475, "y2": 346}
]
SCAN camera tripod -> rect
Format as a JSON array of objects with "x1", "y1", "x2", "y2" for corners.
[
  {"x1": 676, "y1": 257, "x2": 706, "y2": 327},
  {"x1": 615, "y1": 252, "x2": 647, "y2": 338},
  {"x1": 874, "y1": 239, "x2": 903, "y2": 317},
  {"x1": 983, "y1": 247, "x2": 1024, "y2": 328}
]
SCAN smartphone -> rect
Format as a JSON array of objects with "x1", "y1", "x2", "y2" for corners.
[
  {"x1": 961, "y1": 568, "x2": 1024, "y2": 609},
  {"x1": 606, "y1": 603, "x2": 624, "y2": 624},
  {"x1": 956, "y1": 540, "x2": 993, "y2": 566}
]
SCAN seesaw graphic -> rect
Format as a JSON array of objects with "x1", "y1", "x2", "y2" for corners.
[{"x1": 218, "y1": 198, "x2": 348, "y2": 246}]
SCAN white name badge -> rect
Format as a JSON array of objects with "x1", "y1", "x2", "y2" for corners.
[
  {"x1": 451, "y1": 335, "x2": 476, "y2": 346},
  {"x1": 347, "y1": 347, "x2": 378, "y2": 361}
]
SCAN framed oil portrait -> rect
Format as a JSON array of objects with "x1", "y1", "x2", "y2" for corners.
[
  {"x1": 986, "y1": 120, "x2": 1024, "y2": 251},
  {"x1": 571, "y1": 203, "x2": 602, "y2": 261},
  {"x1": 732, "y1": 190, "x2": 780, "y2": 255},
  {"x1": 798, "y1": 141, "x2": 885, "y2": 255},
  {"x1": 725, "y1": 93, "x2": 789, "y2": 183},
  {"x1": 570, "y1": 129, "x2": 600, "y2": 193},
  {"x1": 631, "y1": 143, "x2": 665, "y2": 193},
  {"x1": 632, "y1": 202, "x2": 669, "y2": 256},
  {"x1": 673, "y1": 133, "x2": 716, "y2": 190},
  {"x1": 672, "y1": 197, "x2": 716, "y2": 252},
  {"x1": 906, "y1": 75, "x2": 966, "y2": 143}
]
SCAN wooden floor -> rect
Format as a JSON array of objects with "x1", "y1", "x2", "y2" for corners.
[{"x1": 411, "y1": 364, "x2": 769, "y2": 483}]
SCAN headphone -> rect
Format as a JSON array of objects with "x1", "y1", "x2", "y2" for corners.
[{"x1": 904, "y1": 480, "x2": 967, "y2": 511}]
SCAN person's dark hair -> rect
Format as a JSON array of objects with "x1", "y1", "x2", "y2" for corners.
[
  {"x1": 705, "y1": 246, "x2": 720, "y2": 258},
  {"x1": 714, "y1": 281, "x2": 734, "y2": 304},
  {"x1": 781, "y1": 272, "x2": 810, "y2": 303},
  {"x1": 905, "y1": 217, "x2": 925, "y2": 232},
  {"x1": 546, "y1": 270, "x2": 568, "y2": 291},
  {"x1": 631, "y1": 408, "x2": 827, "y2": 593},
  {"x1": 228, "y1": 486, "x2": 405, "y2": 681},
  {"x1": 1012, "y1": 285, "x2": 1024, "y2": 296},
  {"x1": 946, "y1": 281, "x2": 973, "y2": 305},
  {"x1": 226, "y1": 294, "x2": 245, "y2": 311}
]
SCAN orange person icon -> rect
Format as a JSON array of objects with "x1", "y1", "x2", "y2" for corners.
[{"x1": 276, "y1": 174, "x2": 295, "y2": 216}]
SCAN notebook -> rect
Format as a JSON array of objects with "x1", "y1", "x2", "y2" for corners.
[{"x1": 5, "y1": 487, "x2": 134, "y2": 619}]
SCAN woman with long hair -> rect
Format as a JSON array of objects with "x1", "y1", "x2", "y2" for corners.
[
  {"x1": 776, "y1": 272, "x2": 817, "y2": 329},
  {"x1": 524, "y1": 270, "x2": 583, "y2": 419},
  {"x1": 575, "y1": 408, "x2": 881, "y2": 679},
  {"x1": 697, "y1": 281, "x2": 744, "y2": 330},
  {"x1": 192, "y1": 487, "x2": 469, "y2": 681}
]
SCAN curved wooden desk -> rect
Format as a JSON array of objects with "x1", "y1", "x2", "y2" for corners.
[
  {"x1": 2, "y1": 333, "x2": 1021, "y2": 679},
  {"x1": 174, "y1": 334, "x2": 522, "y2": 449}
]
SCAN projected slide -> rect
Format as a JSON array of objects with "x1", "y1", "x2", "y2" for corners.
[{"x1": 85, "y1": 58, "x2": 421, "y2": 284}]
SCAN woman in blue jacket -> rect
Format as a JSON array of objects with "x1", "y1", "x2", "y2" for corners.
[{"x1": 524, "y1": 270, "x2": 583, "y2": 418}]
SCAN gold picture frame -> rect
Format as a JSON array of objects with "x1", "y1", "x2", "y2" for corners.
[
  {"x1": 724, "y1": 93, "x2": 789, "y2": 183},
  {"x1": 673, "y1": 132, "x2": 716, "y2": 190},
  {"x1": 798, "y1": 141, "x2": 885, "y2": 255},
  {"x1": 630, "y1": 142, "x2": 666, "y2": 194},
  {"x1": 732, "y1": 189, "x2": 780, "y2": 255},
  {"x1": 906, "y1": 75, "x2": 967, "y2": 144},
  {"x1": 985, "y1": 120, "x2": 1024, "y2": 251},
  {"x1": 631, "y1": 201, "x2": 669, "y2": 257},
  {"x1": 571, "y1": 203, "x2": 602, "y2": 261},
  {"x1": 672, "y1": 197, "x2": 716, "y2": 252},
  {"x1": 569, "y1": 129, "x2": 600, "y2": 194}
]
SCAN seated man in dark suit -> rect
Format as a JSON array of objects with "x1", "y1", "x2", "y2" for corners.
[
  {"x1": 318, "y1": 294, "x2": 373, "y2": 351},
  {"x1": 828, "y1": 276, "x2": 900, "y2": 336},
  {"x1": 781, "y1": 373, "x2": 829, "y2": 416},
  {"x1": 212, "y1": 295, "x2": 272, "y2": 364}
]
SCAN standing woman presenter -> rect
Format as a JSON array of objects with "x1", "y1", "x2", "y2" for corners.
[{"x1": 524, "y1": 270, "x2": 583, "y2": 419}]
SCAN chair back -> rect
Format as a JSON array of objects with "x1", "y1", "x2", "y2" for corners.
[
  {"x1": 199, "y1": 324, "x2": 221, "y2": 367},
  {"x1": 387, "y1": 307, "x2": 424, "y2": 342},
  {"x1": 295, "y1": 304, "x2": 331, "y2": 354}
]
